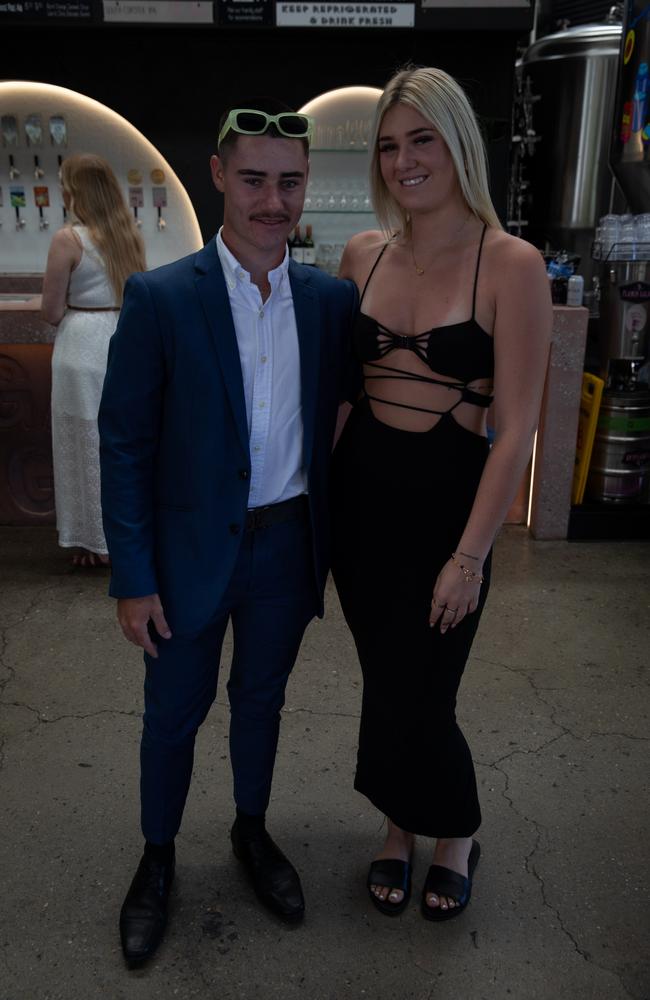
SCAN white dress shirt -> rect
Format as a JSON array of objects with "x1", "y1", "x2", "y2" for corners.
[{"x1": 216, "y1": 229, "x2": 307, "y2": 509}]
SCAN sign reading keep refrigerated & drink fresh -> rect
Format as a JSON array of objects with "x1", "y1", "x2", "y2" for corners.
[{"x1": 276, "y1": 1, "x2": 414, "y2": 27}]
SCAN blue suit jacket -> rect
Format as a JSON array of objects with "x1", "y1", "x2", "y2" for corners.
[{"x1": 98, "y1": 239, "x2": 358, "y2": 634}]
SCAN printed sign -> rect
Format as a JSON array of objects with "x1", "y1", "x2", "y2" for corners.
[
  {"x1": 9, "y1": 185, "x2": 25, "y2": 208},
  {"x1": 152, "y1": 186, "x2": 167, "y2": 208},
  {"x1": 218, "y1": 0, "x2": 273, "y2": 25},
  {"x1": 34, "y1": 185, "x2": 50, "y2": 207},
  {"x1": 624, "y1": 303, "x2": 647, "y2": 335},
  {"x1": 0, "y1": 2, "x2": 94, "y2": 20},
  {"x1": 276, "y1": 1, "x2": 414, "y2": 27},
  {"x1": 421, "y1": 0, "x2": 528, "y2": 5},
  {"x1": 619, "y1": 281, "x2": 650, "y2": 301},
  {"x1": 128, "y1": 186, "x2": 144, "y2": 208},
  {"x1": 103, "y1": 1, "x2": 213, "y2": 22}
]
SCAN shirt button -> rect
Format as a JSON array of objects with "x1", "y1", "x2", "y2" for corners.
[
  {"x1": 260, "y1": 355, "x2": 268, "y2": 364},
  {"x1": 258, "y1": 308, "x2": 264, "y2": 318},
  {"x1": 229, "y1": 523, "x2": 240, "y2": 535},
  {"x1": 259, "y1": 401, "x2": 266, "y2": 409},
  {"x1": 239, "y1": 469, "x2": 249, "y2": 480},
  {"x1": 253, "y1": 446, "x2": 261, "y2": 453}
]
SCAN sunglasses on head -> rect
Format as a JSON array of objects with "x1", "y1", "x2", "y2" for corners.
[{"x1": 218, "y1": 109, "x2": 314, "y2": 147}]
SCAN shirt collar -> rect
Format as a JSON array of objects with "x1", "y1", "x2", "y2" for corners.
[{"x1": 216, "y1": 228, "x2": 289, "y2": 294}]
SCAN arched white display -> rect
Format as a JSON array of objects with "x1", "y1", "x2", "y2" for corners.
[
  {"x1": 298, "y1": 86, "x2": 382, "y2": 271},
  {"x1": 300, "y1": 85, "x2": 382, "y2": 142},
  {"x1": 0, "y1": 81, "x2": 203, "y2": 274}
]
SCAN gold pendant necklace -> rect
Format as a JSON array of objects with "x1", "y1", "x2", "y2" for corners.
[{"x1": 410, "y1": 212, "x2": 472, "y2": 276}]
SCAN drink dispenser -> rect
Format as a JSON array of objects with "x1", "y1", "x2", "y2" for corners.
[
  {"x1": 589, "y1": 215, "x2": 650, "y2": 503},
  {"x1": 593, "y1": 215, "x2": 650, "y2": 385}
]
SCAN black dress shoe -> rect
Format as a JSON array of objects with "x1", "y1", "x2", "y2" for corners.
[
  {"x1": 231, "y1": 820, "x2": 305, "y2": 923},
  {"x1": 119, "y1": 852, "x2": 175, "y2": 966}
]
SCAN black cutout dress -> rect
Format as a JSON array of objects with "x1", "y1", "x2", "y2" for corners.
[{"x1": 331, "y1": 227, "x2": 493, "y2": 837}]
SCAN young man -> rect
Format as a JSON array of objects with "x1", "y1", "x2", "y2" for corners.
[{"x1": 98, "y1": 98, "x2": 357, "y2": 966}]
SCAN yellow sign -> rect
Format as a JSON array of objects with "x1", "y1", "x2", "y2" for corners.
[{"x1": 572, "y1": 372, "x2": 605, "y2": 505}]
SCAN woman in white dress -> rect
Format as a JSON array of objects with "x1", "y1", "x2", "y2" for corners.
[{"x1": 42, "y1": 154, "x2": 146, "y2": 566}]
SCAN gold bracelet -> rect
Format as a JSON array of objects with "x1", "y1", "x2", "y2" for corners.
[{"x1": 451, "y1": 552, "x2": 484, "y2": 584}]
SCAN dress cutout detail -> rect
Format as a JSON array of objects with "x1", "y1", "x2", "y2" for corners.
[
  {"x1": 50, "y1": 226, "x2": 120, "y2": 553},
  {"x1": 354, "y1": 225, "x2": 493, "y2": 419}
]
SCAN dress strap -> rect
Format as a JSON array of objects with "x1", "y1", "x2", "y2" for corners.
[
  {"x1": 359, "y1": 241, "x2": 391, "y2": 306},
  {"x1": 471, "y1": 224, "x2": 488, "y2": 320}
]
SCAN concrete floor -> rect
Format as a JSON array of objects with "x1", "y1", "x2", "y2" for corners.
[{"x1": 0, "y1": 525, "x2": 648, "y2": 1000}]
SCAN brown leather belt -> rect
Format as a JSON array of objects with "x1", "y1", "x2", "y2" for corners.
[
  {"x1": 68, "y1": 305, "x2": 120, "y2": 312},
  {"x1": 245, "y1": 494, "x2": 308, "y2": 532}
]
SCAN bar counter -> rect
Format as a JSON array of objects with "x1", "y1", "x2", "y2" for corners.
[
  {"x1": 0, "y1": 277, "x2": 55, "y2": 525},
  {"x1": 0, "y1": 286, "x2": 588, "y2": 536}
]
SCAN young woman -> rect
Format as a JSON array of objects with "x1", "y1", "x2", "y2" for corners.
[
  {"x1": 331, "y1": 67, "x2": 552, "y2": 920},
  {"x1": 42, "y1": 153, "x2": 146, "y2": 566}
]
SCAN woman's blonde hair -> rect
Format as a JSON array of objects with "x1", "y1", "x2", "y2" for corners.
[
  {"x1": 60, "y1": 153, "x2": 146, "y2": 303},
  {"x1": 370, "y1": 66, "x2": 502, "y2": 236}
]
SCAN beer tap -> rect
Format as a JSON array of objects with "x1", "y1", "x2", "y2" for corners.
[
  {"x1": 152, "y1": 180, "x2": 167, "y2": 232},
  {"x1": 128, "y1": 170, "x2": 144, "y2": 228},
  {"x1": 33, "y1": 155, "x2": 44, "y2": 179},
  {"x1": 10, "y1": 184, "x2": 26, "y2": 230},
  {"x1": 8, "y1": 154, "x2": 20, "y2": 180},
  {"x1": 58, "y1": 155, "x2": 67, "y2": 221},
  {"x1": 34, "y1": 184, "x2": 50, "y2": 230}
]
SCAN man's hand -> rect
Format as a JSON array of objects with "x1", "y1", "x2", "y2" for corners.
[{"x1": 117, "y1": 594, "x2": 172, "y2": 658}]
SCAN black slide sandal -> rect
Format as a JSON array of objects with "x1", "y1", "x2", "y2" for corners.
[
  {"x1": 420, "y1": 840, "x2": 480, "y2": 922},
  {"x1": 367, "y1": 858, "x2": 413, "y2": 917}
]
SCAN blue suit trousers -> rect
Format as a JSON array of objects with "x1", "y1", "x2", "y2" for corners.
[{"x1": 140, "y1": 513, "x2": 318, "y2": 844}]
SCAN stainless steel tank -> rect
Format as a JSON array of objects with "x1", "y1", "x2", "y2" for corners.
[{"x1": 521, "y1": 23, "x2": 622, "y2": 284}]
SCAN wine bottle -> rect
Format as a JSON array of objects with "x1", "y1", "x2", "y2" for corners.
[
  {"x1": 303, "y1": 224, "x2": 316, "y2": 265},
  {"x1": 290, "y1": 225, "x2": 304, "y2": 264}
]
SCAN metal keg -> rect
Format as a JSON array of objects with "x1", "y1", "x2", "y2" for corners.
[{"x1": 586, "y1": 389, "x2": 650, "y2": 502}]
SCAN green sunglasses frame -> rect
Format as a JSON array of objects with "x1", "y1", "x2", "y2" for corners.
[{"x1": 218, "y1": 108, "x2": 315, "y2": 148}]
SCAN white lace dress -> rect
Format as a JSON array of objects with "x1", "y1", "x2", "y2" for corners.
[{"x1": 51, "y1": 226, "x2": 120, "y2": 554}]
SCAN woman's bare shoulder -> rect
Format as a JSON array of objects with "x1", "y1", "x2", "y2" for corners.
[
  {"x1": 50, "y1": 225, "x2": 83, "y2": 256},
  {"x1": 346, "y1": 229, "x2": 388, "y2": 254},
  {"x1": 340, "y1": 229, "x2": 392, "y2": 282},
  {"x1": 484, "y1": 228, "x2": 546, "y2": 273}
]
